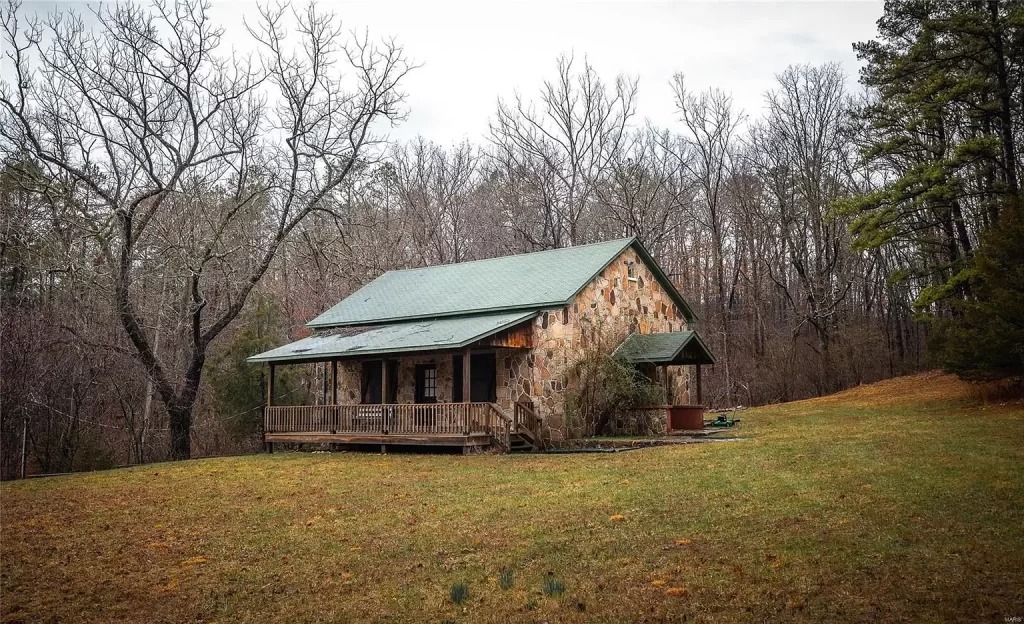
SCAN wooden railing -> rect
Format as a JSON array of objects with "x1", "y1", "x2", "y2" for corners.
[
  {"x1": 513, "y1": 401, "x2": 541, "y2": 443},
  {"x1": 265, "y1": 403, "x2": 506, "y2": 437},
  {"x1": 487, "y1": 404, "x2": 513, "y2": 452}
]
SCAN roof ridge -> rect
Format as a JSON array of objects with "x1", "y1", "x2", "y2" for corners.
[{"x1": 380, "y1": 236, "x2": 636, "y2": 276}]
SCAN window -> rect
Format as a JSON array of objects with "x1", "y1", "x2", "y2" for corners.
[
  {"x1": 415, "y1": 364, "x2": 437, "y2": 403},
  {"x1": 627, "y1": 261, "x2": 638, "y2": 282},
  {"x1": 423, "y1": 367, "x2": 436, "y2": 398}
]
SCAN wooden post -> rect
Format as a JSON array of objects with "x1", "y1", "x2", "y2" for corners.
[
  {"x1": 462, "y1": 349, "x2": 471, "y2": 404},
  {"x1": 662, "y1": 365, "x2": 672, "y2": 405},
  {"x1": 266, "y1": 364, "x2": 276, "y2": 454},
  {"x1": 380, "y1": 359, "x2": 389, "y2": 434},
  {"x1": 695, "y1": 365, "x2": 703, "y2": 405},
  {"x1": 267, "y1": 363, "x2": 276, "y2": 407},
  {"x1": 462, "y1": 349, "x2": 472, "y2": 434},
  {"x1": 331, "y1": 360, "x2": 338, "y2": 405}
]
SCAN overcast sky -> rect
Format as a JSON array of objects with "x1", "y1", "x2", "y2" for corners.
[{"x1": 21, "y1": 0, "x2": 884, "y2": 144}]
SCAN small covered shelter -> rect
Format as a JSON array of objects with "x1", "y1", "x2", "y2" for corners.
[{"x1": 614, "y1": 331, "x2": 715, "y2": 431}]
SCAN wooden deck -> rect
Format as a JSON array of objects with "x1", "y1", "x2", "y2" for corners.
[
  {"x1": 263, "y1": 402, "x2": 541, "y2": 452},
  {"x1": 264, "y1": 432, "x2": 493, "y2": 448}
]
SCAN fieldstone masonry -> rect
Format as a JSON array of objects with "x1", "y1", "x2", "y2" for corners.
[
  {"x1": 325, "y1": 248, "x2": 694, "y2": 439},
  {"x1": 499, "y1": 248, "x2": 691, "y2": 438}
]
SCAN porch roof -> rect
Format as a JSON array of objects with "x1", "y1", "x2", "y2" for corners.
[
  {"x1": 247, "y1": 311, "x2": 536, "y2": 364},
  {"x1": 613, "y1": 331, "x2": 715, "y2": 366}
]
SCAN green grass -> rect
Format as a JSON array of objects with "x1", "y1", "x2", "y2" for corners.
[{"x1": 2, "y1": 372, "x2": 1023, "y2": 623}]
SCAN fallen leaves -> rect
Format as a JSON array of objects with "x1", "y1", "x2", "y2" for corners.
[
  {"x1": 665, "y1": 587, "x2": 688, "y2": 597},
  {"x1": 179, "y1": 556, "x2": 208, "y2": 566},
  {"x1": 609, "y1": 514, "x2": 626, "y2": 522},
  {"x1": 651, "y1": 579, "x2": 667, "y2": 587},
  {"x1": 673, "y1": 538, "x2": 692, "y2": 546}
]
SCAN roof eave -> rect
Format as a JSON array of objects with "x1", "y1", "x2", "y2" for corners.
[
  {"x1": 250, "y1": 311, "x2": 538, "y2": 364},
  {"x1": 306, "y1": 302, "x2": 566, "y2": 330},
  {"x1": 612, "y1": 330, "x2": 715, "y2": 366}
]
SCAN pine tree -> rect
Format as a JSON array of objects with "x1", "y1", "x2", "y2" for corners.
[
  {"x1": 929, "y1": 207, "x2": 1024, "y2": 378},
  {"x1": 838, "y1": 0, "x2": 1023, "y2": 376}
]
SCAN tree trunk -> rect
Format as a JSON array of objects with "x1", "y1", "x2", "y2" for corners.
[
  {"x1": 988, "y1": 0, "x2": 1020, "y2": 205},
  {"x1": 169, "y1": 404, "x2": 192, "y2": 461}
]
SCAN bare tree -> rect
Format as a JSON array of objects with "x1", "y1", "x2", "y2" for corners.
[
  {"x1": 489, "y1": 55, "x2": 637, "y2": 248},
  {"x1": 594, "y1": 126, "x2": 691, "y2": 257},
  {"x1": 670, "y1": 75, "x2": 744, "y2": 405},
  {"x1": 746, "y1": 64, "x2": 857, "y2": 392},
  {"x1": 392, "y1": 138, "x2": 481, "y2": 264},
  {"x1": 0, "y1": 0, "x2": 412, "y2": 459}
]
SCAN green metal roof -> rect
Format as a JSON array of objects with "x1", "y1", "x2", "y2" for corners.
[
  {"x1": 247, "y1": 311, "x2": 536, "y2": 364},
  {"x1": 307, "y1": 237, "x2": 696, "y2": 328},
  {"x1": 613, "y1": 331, "x2": 715, "y2": 365}
]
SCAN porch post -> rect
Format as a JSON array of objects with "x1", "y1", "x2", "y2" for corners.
[
  {"x1": 462, "y1": 349, "x2": 471, "y2": 403},
  {"x1": 662, "y1": 364, "x2": 672, "y2": 404},
  {"x1": 266, "y1": 364, "x2": 276, "y2": 454},
  {"x1": 331, "y1": 360, "x2": 338, "y2": 405},
  {"x1": 462, "y1": 348, "x2": 472, "y2": 434},
  {"x1": 267, "y1": 364, "x2": 276, "y2": 407},
  {"x1": 695, "y1": 364, "x2": 703, "y2": 405},
  {"x1": 380, "y1": 359, "x2": 389, "y2": 435}
]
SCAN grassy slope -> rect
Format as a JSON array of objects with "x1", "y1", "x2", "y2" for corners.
[{"x1": 2, "y1": 372, "x2": 1022, "y2": 623}]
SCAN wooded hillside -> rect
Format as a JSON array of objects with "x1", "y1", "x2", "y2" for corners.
[{"x1": 1, "y1": 0, "x2": 1021, "y2": 472}]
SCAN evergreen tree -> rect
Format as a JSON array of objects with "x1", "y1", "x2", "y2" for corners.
[
  {"x1": 929, "y1": 207, "x2": 1024, "y2": 378},
  {"x1": 839, "y1": 0, "x2": 1023, "y2": 376}
]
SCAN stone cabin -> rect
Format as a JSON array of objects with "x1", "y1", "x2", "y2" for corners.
[{"x1": 250, "y1": 237, "x2": 714, "y2": 452}]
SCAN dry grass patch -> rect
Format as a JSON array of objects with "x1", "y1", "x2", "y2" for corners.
[{"x1": 2, "y1": 372, "x2": 1023, "y2": 622}]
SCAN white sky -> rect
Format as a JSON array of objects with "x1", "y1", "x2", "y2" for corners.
[{"x1": 19, "y1": 0, "x2": 884, "y2": 145}]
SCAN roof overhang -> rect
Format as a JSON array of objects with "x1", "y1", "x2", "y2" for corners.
[
  {"x1": 304, "y1": 237, "x2": 698, "y2": 330},
  {"x1": 248, "y1": 311, "x2": 536, "y2": 365},
  {"x1": 613, "y1": 331, "x2": 715, "y2": 366}
]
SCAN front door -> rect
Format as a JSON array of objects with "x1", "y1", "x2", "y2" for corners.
[
  {"x1": 470, "y1": 353, "x2": 497, "y2": 402},
  {"x1": 452, "y1": 352, "x2": 495, "y2": 401},
  {"x1": 453, "y1": 353, "x2": 497, "y2": 402},
  {"x1": 362, "y1": 360, "x2": 399, "y2": 404},
  {"x1": 361, "y1": 361, "x2": 382, "y2": 404}
]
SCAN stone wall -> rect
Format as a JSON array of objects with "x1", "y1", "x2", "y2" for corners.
[
  {"x1": 329, "y1": 355, "x2": 456, "y2": 404},
  {"x1": 322, "y1": 246, "x2": 697, "y2": 441},
  {"x1": 336, "y1": 361, "x2": 362, "y2": 404},
  {"x1": 501, "y1": 246, "x2": 694, "y2": 438},
  {"x1": 395, "y1": 354, "x2": 454, "y2": 404}
]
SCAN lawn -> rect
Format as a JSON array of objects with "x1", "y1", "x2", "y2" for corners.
[{"x1": 2, "y1": 372, "x2": 1022, "y2": 623}]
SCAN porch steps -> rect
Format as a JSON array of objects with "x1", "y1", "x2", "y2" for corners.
[
  {"x1": 504, "y1": 423, "x2": 538, "y2": 452},
  {"x1": 508, "y1": 433, "x2": 535, "y2": 452}
]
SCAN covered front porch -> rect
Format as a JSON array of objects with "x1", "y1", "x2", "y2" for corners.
[{"x1": 250, "y1": 312, "x2": 542, "y2": 452}]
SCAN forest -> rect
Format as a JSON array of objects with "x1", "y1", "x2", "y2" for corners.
[{"x1": 1, "y1": 0, "x2": 1021, "y2": 475}]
